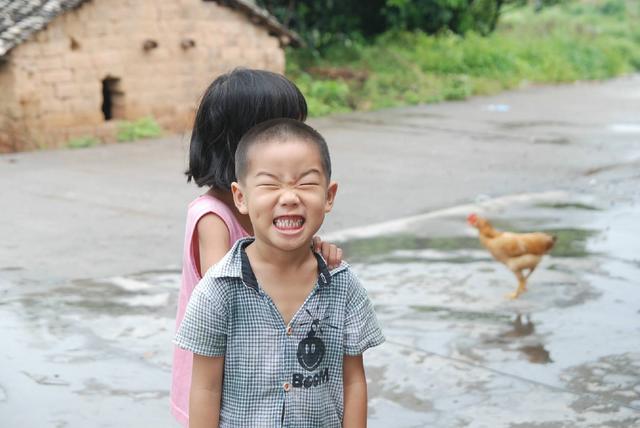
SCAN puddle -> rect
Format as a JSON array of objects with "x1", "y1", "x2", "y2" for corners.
[
  {"x1": 584, "y1": 158, "x2": 640, "y2": 177},
  {"x1": 15, "y1": 272, "x2": 179, "y2": 319},
  {"x1": 401, "y1": 111, "x2": 446, "y2": 119},
  {"x1": 531, "y1": 136, "x2": 572, "y2": 145},
  {"x1": 342, "y1": 227, "x2": 597, "y2": 262},
  {"x1": 485, "y1": 104, "x2": 511, "y2": 112},
  {"x1": 498, "y1": 120, "x2": 573, "y2": 129},
  {"x1": 0, "y1": 266, "x2": 23, "y2": 272},
  {"x1": 546, "y1": 228, "x2": 599, "y2": 258},
  {"x1": 535, "y1": 202, "x2": 602, "y2": 211},
  {"x1": 517, "y1": 345, "x2": 553, "y2": 364},
  {"x1": 0, "y1": 268, "x2": 181, "y2": 426},
  {"x1": 2, "y1": 191, "x2": 639, "y2": 427},
  {"x1": 341, "y1": 234, "x2": 481, "y2": 262},
  {"x1": 609, "y1": 123, "x2": 640, "y2": 134},
  {"x1": 349, "y1": 193, "x2": 640, "y2": 424},
  {"x1": 561, "y1": 354, "x2": 640, "y2": 408}
]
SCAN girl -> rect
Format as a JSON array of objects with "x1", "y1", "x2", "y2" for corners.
[{"x1": 171, "y1": 68, "x2": 342, "y2": 426}]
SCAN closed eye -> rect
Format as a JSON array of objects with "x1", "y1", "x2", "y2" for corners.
[{"x1": 299, "y1": 182, "x2": 320, "y2": 187}]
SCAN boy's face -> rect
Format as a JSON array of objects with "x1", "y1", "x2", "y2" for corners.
[{"x1": 231, "y1": 138, "x2": 337, "y2": 253}]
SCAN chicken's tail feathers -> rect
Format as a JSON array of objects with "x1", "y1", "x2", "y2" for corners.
[{"x1": 549, "y1": 235, "x2": 557, "y2": 250}]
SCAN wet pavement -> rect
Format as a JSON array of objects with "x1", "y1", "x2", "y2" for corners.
[
  {"x1": 2, "y1": 76, "x2": 640, "y2": 426},
  {"x1": 348, "y1": 189, "x2": 640, "y2": 427}
]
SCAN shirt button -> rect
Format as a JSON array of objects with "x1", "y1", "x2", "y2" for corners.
[
  {"x1": 283, "y1": 382, "x2": 291, "y2": 392},
  {"x1": 286, "y1": 326, "x2": 293, "y2": 336}
]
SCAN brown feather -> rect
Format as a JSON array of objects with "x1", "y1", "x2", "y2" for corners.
[
  {"x1": 468, "y1": 214, "x2": 555, "y2": 298},
  {"x1": 473, "y1": 217, "x2": 555, "y2": 267}
]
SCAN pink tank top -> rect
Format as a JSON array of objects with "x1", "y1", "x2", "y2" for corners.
[{"x1": 171, "y1": 194, "x2": 249, "y2": 426}]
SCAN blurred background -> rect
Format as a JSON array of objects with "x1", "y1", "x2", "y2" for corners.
[
  {"x1": 266, "y1": 0, "x2": 640, "y2": 114},
  {"x1": 1, "y1": 0, "x2": 638, "y2": 151}
]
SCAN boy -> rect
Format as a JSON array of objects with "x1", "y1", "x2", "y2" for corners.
[{"x1": 175, "y1": 118, "x2": 384, "y2": 428}]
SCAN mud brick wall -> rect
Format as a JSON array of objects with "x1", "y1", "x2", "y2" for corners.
[{"x1": 0, "y1": 0, "x2": 285, "y2": 151}]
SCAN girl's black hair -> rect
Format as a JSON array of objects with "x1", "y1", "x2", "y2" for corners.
[{"x1": 186, "y1": 68, "x2": 308, "y2": 190}]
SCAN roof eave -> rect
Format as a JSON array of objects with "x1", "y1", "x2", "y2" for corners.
[{"x1": 210, "y1": 0, "x2": 304, "y2": 48}]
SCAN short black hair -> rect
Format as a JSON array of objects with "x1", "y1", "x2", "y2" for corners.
[
  {"x1": 235, "y1": 118, "x2": 331, "y2": 183},
  {"x1": 186, "y1": 68, "x2": 308, "y2": 190}
]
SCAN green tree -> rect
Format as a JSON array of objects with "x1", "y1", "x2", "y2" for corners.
[{"x1": 257, "y1": 0, "x2": 511, "y2": 49}]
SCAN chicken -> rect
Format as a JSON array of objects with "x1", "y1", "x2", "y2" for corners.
[{"x1": 467, "y1": 213, "x2": 556, "y2": 299}]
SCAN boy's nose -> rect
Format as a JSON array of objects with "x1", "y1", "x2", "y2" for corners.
[{"x1": 279, "y1": 189, "x2": 300, "y2": 205}]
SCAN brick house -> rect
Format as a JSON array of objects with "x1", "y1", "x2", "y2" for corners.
[{"x1": 0, "y1": 0, "x2": 299, "y2": 152}]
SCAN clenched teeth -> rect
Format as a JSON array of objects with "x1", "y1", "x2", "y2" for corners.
[{"x1": 274, "y1": 217, "x2": 304, "y2": 229}]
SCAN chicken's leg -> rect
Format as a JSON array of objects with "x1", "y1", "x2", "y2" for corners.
[
  {"x1": 507, "y1": 271, "x2": 527, "y2": 299},
  {"x1": 525, "y1": 267, "x2": 536, "y2": 278}
]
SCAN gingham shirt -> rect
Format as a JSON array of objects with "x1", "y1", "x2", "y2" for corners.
[{"x1": 174, "y1": 237, "x2": 384, "y2": 428}]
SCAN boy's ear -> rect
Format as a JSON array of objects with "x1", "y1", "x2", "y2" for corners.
[
  {"x1": 231, "y1": 182, "x2": 248, "y2": 214},
  {"x1": 324, "y1": 181, "x2": 338, "y2": 213}
]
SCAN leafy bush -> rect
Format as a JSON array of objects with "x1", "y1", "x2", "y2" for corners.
[
  {"x1": 116, "y1": 117, "x2": 163, "y2": 142},
  {"x1": 294, "y1": 74, "x2": 352, "y2": 116},
  {"x1": 256, "y1": 0, "x2": 387, "y2": 50},
  {"x1": 287, "y1": 0, "x2": 640, "y2": 116},
  {"x1": 599, "y1": 0, "x2": 627, "y2": 15},
  {"x1": 257, "y1": 0, "x2": 507, "y2": 50},
  {"x1": 383, "y1": 0, "x2": 502, "y2": 36}
]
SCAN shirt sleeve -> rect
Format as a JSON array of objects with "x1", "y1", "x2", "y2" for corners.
[
  {"x1": 174, "y1": 278, "x2": 228, "y2": 357},
  {"x1": 343, "y1": 272, "x2": 385, "y2": 356}
]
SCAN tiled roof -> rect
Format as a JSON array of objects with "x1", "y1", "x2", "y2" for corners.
[
  {"x1": 0, "y1": 0, "x2": 300, "y2": 57},
  {"x1": 0, "y1": 0, "x2": 88, "y2": 56},
  {"x1": 210, "y1": 0, "x2": 301, "y2": 46}
]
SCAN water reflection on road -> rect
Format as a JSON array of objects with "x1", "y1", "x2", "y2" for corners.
[
  {"x1": 2, "y1": 196, "x2": 639, "y2": 427},
  {"x1": 350, "y1": 197, "x2": 640, "y2": 427}
]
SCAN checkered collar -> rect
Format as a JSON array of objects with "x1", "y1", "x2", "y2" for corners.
[{"x1": 213, "y1": 237, "x2": 333, "y2": 291}]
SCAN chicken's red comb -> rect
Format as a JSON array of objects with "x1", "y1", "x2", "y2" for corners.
[{"x1": 467, "y1": 213, "x2": 477, "y2": 223}]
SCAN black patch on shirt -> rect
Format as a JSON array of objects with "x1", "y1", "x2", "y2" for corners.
[
  {"x1": 297, "y1": 318, "x2": 326, "y2": 371},
  {"x1": 296, "y1": 306, "x2": 338, "y2": 371}
]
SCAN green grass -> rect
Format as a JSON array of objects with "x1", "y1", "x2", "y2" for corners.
[
  {"x1": 116, "y1": 117, "x2": 163, "y2": 142},
  {"x1": 287, "y1": 0, "x2": 640, "y2": 116},
  {"x1": 67, "y1": 136, "x2": 99, "y2": 149}
]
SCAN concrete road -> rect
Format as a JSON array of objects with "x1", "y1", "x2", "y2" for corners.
[
  {"x1": 2, "y1": 75, "x2": 639, "y2": 283},
  {"x1": 1, "y1": 75, "x2": 639, "y2": 427}
]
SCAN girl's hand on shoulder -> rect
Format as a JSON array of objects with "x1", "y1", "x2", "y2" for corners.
[{"x1": 313, "y1": 236, "x2": 343, "y2": 270}]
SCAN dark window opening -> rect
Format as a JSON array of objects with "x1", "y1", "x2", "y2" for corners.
[
  {"x1": 101, "y1": 77, "x2": 125, "y2": 121},
  {"x1": 70, "y1": 37, "x2": 80, "y2": 50}
]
